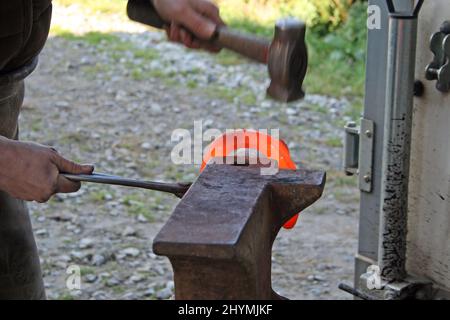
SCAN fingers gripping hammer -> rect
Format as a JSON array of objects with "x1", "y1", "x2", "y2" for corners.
[{"x1": 127, "y1": 0, "x2": 308, "y2": 102}]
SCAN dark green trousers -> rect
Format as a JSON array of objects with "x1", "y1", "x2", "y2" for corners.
[{"x1": 0, "y1": 76, "x2": 46, "y2": 299}]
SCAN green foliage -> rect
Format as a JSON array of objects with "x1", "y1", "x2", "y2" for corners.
[
  {"x1": 51, "y1": 27, "x2": 121, "y2": 44},
  {"x1": 54, "y1": 0, "x2": 125, "y2": 15},
  {"x1": 216, "y1": 0, "x2": 359, "y2": 30},
  {"x1": 321, "y1": 2, "x2": 367, "y2": 62},
  {"x1": 52, "y1": 0, "x2": 368, "y2": 97},
  {"x1": 122, "y1": 194, "x2": 155, "y2": 221},
  {"x1": 324, "y1": 136, "x2": 343, "y2": 148},
  {"x1": 306, "y1": 2, "x2": 367, "y2": 96},
  {"x1": 215, "y1": 1, "x2": 368, "y2": 97}
]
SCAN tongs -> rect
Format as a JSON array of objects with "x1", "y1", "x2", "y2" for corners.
[{"x1": 63, "y1": 173, "x2": 191, "y2": 198}]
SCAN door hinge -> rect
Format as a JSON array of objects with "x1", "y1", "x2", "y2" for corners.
[{"x1": 343, "y1": 119, "x2": 374, "y2": 193}]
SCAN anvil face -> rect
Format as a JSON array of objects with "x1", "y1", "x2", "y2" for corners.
[{"x1": 153, "y1": 162, "x2": 325, "y2": 299}]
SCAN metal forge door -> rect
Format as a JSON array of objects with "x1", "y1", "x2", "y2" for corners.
[{"x1": 354, "y1": 0, "x2": 450, "y2": 299}]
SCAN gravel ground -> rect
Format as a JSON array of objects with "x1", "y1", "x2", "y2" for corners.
[{"x1": 19, "y1": 4, "x2": 360, "y2": 300}]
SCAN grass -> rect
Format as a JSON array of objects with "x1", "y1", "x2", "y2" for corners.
[
  {"x1": 327, "y1": 170, "x2": 358, "y2": 188},
  {"x1": 89, "y1": 189, "x2": 115, "y2": 203},
  {"x1": 122, "y1": 194, "x2": 156, "y2": 221},
  {"x1": 51, "y1": 0, "x2": 367, "y2": 99},
  {"x1": 344, "y1": 99, "x2": 364, "y2": 120},
  {"x1": 80, "y1": 265, "x2": 96, "y2": 276},
  {"x1": 30, "y1": 118, "x2": 43, "y2": 132},
  {"x1": 132, "y1": 48, "x2": 160, "y2": 60},
  {"x1": 324, "y1": 170, "x2": 360, "y2": 204},
  {"x1": 54, "y1": 0, "x2": 126, "y2": 15},
  {"x1": 51, "y1": 27, "x2": 121, "y2": 45},
  {"x1": 112, "y1": 285, "x2": 126, "y2": 294},
  {"x1": 204, "y1": 85, "x2": 257, "y2": 105},
  {"x1": 82, "y1": 64, "x2": 112, "y2": 80},
  {"x1": 61, "y1": 33, "x2": 260, "y2": 104},
  {"x1": 186, "y1": 80, "x2": 198, "y2": 89},
  {"x1": 129, "y1": 68, "x2": 171, "y2": 81},
  {"x1": 324, "y1": 136, "x2": 343, "y2": 148},
  {"x1": 214, "y1": 51, "x2": 246, "y2": 66},
  {"x1": 310, "y1": 104, "x2": 329, "y2": 115},
  {"x1": 59, "y1": 292, "x2": 76, "y2": 300},
  {"x1": 60, "y1": 132, "x2": 86, "y2": 144},
  {"x1": 311, "y1": 204, "x2": 330, "y2": 215},
  {"x1": 333, "y1": 187, "x2": 360, "y2": 203},
  {"x1": 50, "y1": 27, "x2": 159, "y2": 60}
]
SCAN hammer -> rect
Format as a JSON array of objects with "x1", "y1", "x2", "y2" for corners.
[{"x1": 127, "y1": 0, "x2": 308, "y2": 102}]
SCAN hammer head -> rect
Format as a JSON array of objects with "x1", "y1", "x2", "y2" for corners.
[{"x1": 267, "y1": 18, "x2": 308, "y2": 103}]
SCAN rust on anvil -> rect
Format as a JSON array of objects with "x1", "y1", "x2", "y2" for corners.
[{"x1": 153, "y1": 162, "x2": 326, "y2": 300}]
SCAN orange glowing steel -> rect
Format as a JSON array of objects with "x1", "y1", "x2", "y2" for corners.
[{"x1": 201, "y1": 130, "x2": 299, "y2": 229}]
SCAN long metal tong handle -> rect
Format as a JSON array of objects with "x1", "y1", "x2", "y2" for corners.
[{"x1": 62, "y1": 173, "x2": 191, "y2": 198}]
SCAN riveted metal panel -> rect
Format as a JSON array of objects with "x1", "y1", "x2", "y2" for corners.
[{"x1": 408, "y1": 0, "x2": 450, "y2": 292}]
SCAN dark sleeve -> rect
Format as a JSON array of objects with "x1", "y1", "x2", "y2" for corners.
[
  {"x1": 127, "y1": 0, "x2": 165, "y2": 29},
  {"x1": 0, "y1": 0, "x2": 52, "y2": 73}
]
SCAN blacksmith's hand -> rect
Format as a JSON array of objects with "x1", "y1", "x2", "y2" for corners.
[
  {"x1": 152, "y1": 0, "x2": 224, "y2": 52},
  {"x1": 0, "y1": 137, "x2": 94, "y2": 203}
]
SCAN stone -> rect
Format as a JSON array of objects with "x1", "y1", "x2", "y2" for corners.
[
  {"x1": 165, "y1": 281, "x2": 174, "y2": 291},
  {"x1": 55, "y1": 101, "x2": 70, "y2": 108},
  {"x1": 92, "y1": 291, "x2": 109, "y2": 300},
  {"x1": 106, "y1": 278, "x2": 121, "y2": 287},
  {"x1": 143, "y1": 288, "x2": 155, "y2": 297},
  {"x1": 313, "y1": 275, "x2": 327, "y2": 282},
  {"x1": 156, "y1": 288, "x2": 172, "y2": 300},
  {"x1": 79, "y1": 238, "x2": 94, "y2": 249},
  {"x1": 286, "y1": 108, "x2": 297, "y2": 116},
  {"x1": 99, "y1": 272, "x2": 111, "y2": 279},
  {"x1": 35, "y1": 229, "x2": 48, "y2": 236},
  {"x1": 121, "y1": 292, "x2": 138, "y2": 300},
  {"x1": 120, "y1": 247, "x2": 140, "y2": 258},
  {"x1": 122, "y1": 226, "x2": 137, "y2": 237},
  {"x1": 129, "y1": 274, "x2": 145, "y2": 283},
  {"x1": 85, "y1": 274, "x2": 98, "y2": 283},
  {"x1": 137, "y1": 214, "x2": 148, "y2": 223},
  {"x1": 150, "y1": 103, "x2": 162, "y2": 114},
  {"x1": 59, "y1": 255, "x2": 71, "y2": 262},
  {"x1": 104, "y1": 193, "x2": 113, "y2": 201},
  {"x1": 70, "y1": 251, "x2": 88, "y2": 260},
  {"x1": 91, "y1": 254, "x2": 106, "y2": 266},
  {"x1": 152, "y1": 265, "x2": 165, "y2": 276},
  {"x1": 141, "y1": 142, "x2": 152, "y2": 150}
]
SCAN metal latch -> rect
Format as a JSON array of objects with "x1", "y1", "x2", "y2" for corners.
[
  {"x1": 343, "y1": 119, "x2": 374, "y2": 193},
  {"x1": 425, "y1": 21, "x2": 450, "y2": 92},
  {"x1": 344, "y1": 122, "x2": 359, "y2": 175}
]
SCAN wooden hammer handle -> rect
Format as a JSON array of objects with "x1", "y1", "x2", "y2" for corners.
[
  {"x1": 127, "y1": 0, "x2": 165, "y2": 28},
  {"x1": 127, "y1": 0, "x2": 270, "y2": 64},
  {"x1": 213, "y1": 27, "x2": 270, "y2": 64}
]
